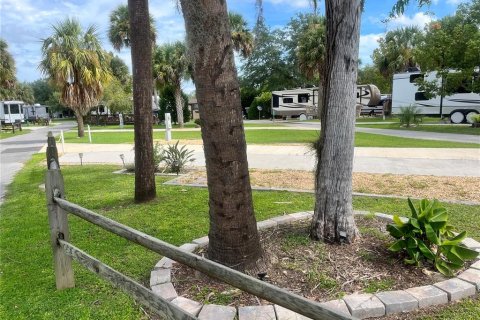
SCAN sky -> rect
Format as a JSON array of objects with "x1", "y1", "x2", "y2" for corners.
[{"x1": 0, "y1": 0, "x2": 468, "y2": 93}]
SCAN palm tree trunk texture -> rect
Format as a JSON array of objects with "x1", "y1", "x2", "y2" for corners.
[
  {"x1": 128, "y1": 0, "x2": 156, "y2": 202},
  {"x1": 310, "y1": 0, "x2": 360, "y2": 243},
  {"x1": 75, "y1": 110, "x2": 85, "y2": 137},
  {"x1": 180, "y1": 0, "x2": 261, "y2": 270},
  {"x1": 174, "y1": 84, "x2": 184, "y2": 127}
]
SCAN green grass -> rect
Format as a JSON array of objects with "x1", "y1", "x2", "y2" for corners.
[
  {"x1": 1, "y1": 158, "x2": 478, "y2": 319},
  {"x1": 357, "y1": 123, "x2": 480, "y2": 135},
  {"x1": 62, "y1": 129, "x2": 480, "y2": 148},
  {"x1": 0, "y1": 128, "x2": 31, "y2": 139},
  {"x1": 355, "y1": 116, "x2": 441, "y2": 123},
  {"x1": 84, "y1": 122, "x2": 285, "y2": 130}
]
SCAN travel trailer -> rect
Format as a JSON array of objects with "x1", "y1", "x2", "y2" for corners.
[
  {"x1": 1, "y1": 100, "x2": 25, "y2": 123},
  {"x1": 271, "y1": 84, "x2": 382, "y2": 119},
  {"x1": 23, "y1": 104, "x2": 50, "y2": 122},
  {"x1": 392, "y1": 71, "x2": 480, "y2": 123}
]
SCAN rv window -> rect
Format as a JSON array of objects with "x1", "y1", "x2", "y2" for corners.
[
  {"x1": 298, "y1": 94, "x2": 309, "y2": 103},
  {"x1": 10, "y1": 104, "x2": 20, "y2": 114},
  {"x1": 99, "y1": 106, "x2": 105, "y2": 113},
  {"x1": 410, "y1": 74, "x2": 424, "y2": 83},
  {"x1": 283, "y1": 97, "x2": 293, "y2": 103},
  {"x1": 3, "y1": 105, "x2": 8, "y2": 114},
  {"x1": 415, "y1": 92, "x2": 428, "y2": 101}
]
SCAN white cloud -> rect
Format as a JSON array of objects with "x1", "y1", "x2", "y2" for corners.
[
  {"x1": 267, "y1": 0, "x2": 310, "y2": 8},
  {"x1": 386, "y1": 12, "x2": 433, "y2": 30},
  {"x1": 359, "y1": 33, "x2": 384, "y2": 66}
]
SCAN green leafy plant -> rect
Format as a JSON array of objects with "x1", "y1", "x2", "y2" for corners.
[
  {"x1": 471, "y1": 114, "x2": 480, "y2": 124},
  {"x1": 387, "y1": 198, "x2": 478, "y2": 276},
  {"x1": 194, "y1": 119, "x2": 202, "y2": 127},
  {"x1": 398, "y1": 105, "x2": 422, "y2": 127},
  {"x1": 163, "y1": 141, "x2": 195, "y2": 174},
  {"x1": 153, "y1": 142, "x2": 166, "y2": 170}
]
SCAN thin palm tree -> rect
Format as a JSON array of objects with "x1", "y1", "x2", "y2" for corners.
[
  {"x1": 153, "y1": 42, "x2": 189, "y2": 127},
  {"x1": 39, "y1": 18, "x2": 111, "y2": 137},
  {"x1": 0, "y1": 39, "x2": 16, "y2": 89},
  {"x1": 229, "y1": 12, "x2": 254, "y2": 58}
]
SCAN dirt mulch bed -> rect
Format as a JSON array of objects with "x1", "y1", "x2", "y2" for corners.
[
  {"x1": 170, "y1": 169, "x2": 480, "y2": 203},
  {"x1": 171, "y1": 216, "x2": 452, "y2": 307}
]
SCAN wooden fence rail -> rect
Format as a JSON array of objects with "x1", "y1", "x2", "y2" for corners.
[{"x1": 45, "y1": 131, "x2": 354, "y2": 320}]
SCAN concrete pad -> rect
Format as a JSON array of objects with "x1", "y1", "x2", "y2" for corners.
[
  {"x1": 150, "y1": 268, "x2": 171, "y2": 287},
  {"x1": 274, "y1": 305, "x2": 311, "y2": 319},
  {"x1": 405, "y1": 285, "x2": 449, "y2": 308},
  {"x1": 192, "y1": 236, "x2": 210, "y2": 247},
  {"x1": 257, "y1": 219, "x2": 278, "y2": 230},
  {"x1": 151, "y1": 282, "x2": 177, "y2": 301},
  {"x1": 457, "y1": 268, "x2": 480, "y2": 291},
  {"x1": 471, "y1": 260, "x2": 480, "y2": 270},
  {"x1": 198, "y1": 304, "x2": 237, "y2": 320},
  {"x1": 375, "y1": 290, "x2": 418, "y2": 315},
  {"x1": 289, "y1": 211, "x2": 313, "y2": 220},
  {"x1": 319, "y1": 299, "x2": 352, "y2": 317},
  {"x1": 238, "y1": 305, "x2": 276, "y2": 320},
  {"x1": 154, "y1": 257, "x2": 175, "y2": 269},
  {"x1": 434, "y1": 278, "x2": 476, "y2": 301},
  {"x1": 271, "y1": 215, "x2": 297, "y2": 225},
  {"x1": 462, "y1": 238, "x2": 480, "y2": 250},
  {"x1": 171, "y1": 297, "x2": 203, "y2": 316},
  {"x1": 179, "y1": 243, "x2": 199, "y2": 253},
  {"x1": 343, "y1": 293, "x2": 385, "y2": 319}
]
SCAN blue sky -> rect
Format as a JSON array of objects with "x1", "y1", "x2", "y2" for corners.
[{"x1": 1, "y1": 0, "x2": 467, "y2": 89}]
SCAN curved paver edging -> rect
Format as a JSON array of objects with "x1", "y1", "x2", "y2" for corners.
[{"x1": 150, "y1": 211, "x2": 480, "y2": 319}]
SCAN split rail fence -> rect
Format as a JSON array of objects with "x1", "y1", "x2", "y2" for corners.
[{"x1": 44, "y1": 131, "x2": 353, "y2": 320}]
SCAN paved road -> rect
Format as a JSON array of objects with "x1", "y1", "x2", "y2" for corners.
[
  {"x1": 285, "y1": 121, "x2": 480, "y2": 144},
  {"x1": 57, "y1": 143, "x2": 480, "y2": 177},
  {"x1": 0, "y1": 122, "x2": 75, "y2": 203}
]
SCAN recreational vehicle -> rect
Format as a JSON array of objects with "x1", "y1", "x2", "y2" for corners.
[
  {"x1": 23, "y1": 104, "x2": 50, "y2": 122},
  {"x1": 1, "y1": 100, "x2": 25, "y2": 124},
  {"x1": 392, "y1": 71, "x2": 480, "y2": 123},
  {"x1": 271, "y1": 84, "x2": 382, "y2": 119}
]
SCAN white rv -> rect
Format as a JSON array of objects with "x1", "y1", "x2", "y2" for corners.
[
  {"x1": 24, "y1": 104, "x2": 50, "y2": 122},
  {"x1": 392, "y1": 71, "x2": 480, "y2": 123},
  {"x1": 271, "y1": 85, "x2": 382, "y2": 119},
  {"x1": 1, "y1": 100, "x2": 25, "y2": 123}
]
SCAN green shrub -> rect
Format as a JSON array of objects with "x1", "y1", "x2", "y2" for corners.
[
  {"x1": 248, "y1": 91, "x2": 272, "y2": 120},
  {"x1": 158, "y1": 85, "x2": 190, "y2": 123},
  {"x1": 153, "y1": 142, "x2": 166, "y2": 170},
  {"x1": 162, "y1": 141, "x2": 195, "y2": 174},
  {"x1": 471, "y1": 114, "x2": 480, "y2": 124},
  {"x1": 387, "y1": 198, "x2": 478, "y2": 276},
  {"x1": 194, "y1": 119, "x2": 202, "y2": 127},
  {"x1": 398, "y1": 105, "x2": 422, "y2": 127}
]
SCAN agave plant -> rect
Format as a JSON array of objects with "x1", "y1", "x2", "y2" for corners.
[
  {"x1": 163, "y1": 141, "x2": 195, "y2": 174},
  {"x1": 387, "y1": 198, "x2": 478, "y2": 276}
]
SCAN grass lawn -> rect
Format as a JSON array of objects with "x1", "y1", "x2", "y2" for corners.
[
  {"x1": 357, "y1": 123, "x2": 480, "y2": 135},
  {"x1": 0, "y1": 128, "x2": 30, "y2": 139},
  {"x1": 83, "y1": 122, "x2": 285, "y2": 130},
  {"x1": 1, "y1": 158, "x2": 478, "y2": 319},
  {"x1": 355, "y1": 116, "x2": 441, "y2": 123},
  {"x1": 62, "y1": 129, "x2": 480, "y2": 148}
]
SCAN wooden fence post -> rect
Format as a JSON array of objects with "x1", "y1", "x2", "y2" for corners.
[{"x1": 45, "y1": 131, "x2": 75, "y2": 289}]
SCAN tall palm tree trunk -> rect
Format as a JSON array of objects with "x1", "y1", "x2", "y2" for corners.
[
  {"x1": 310, "y1": 0, "x2": 360, "y2": 243},
  {"x1": 128, "y1": 0, "x2": 156, "y2": 202},
  {"x1": 180, "y1": 0, "x2": 261, "y2": 270},
  {"x1": 74, "y1": 110, "x2": 85, "y2": 137},
  {"x1": 174, "y1": 84, "x2": 184, "y2": 127}
]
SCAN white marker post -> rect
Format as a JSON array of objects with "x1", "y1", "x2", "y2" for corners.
[
  {"x1": 119, "y1": 113, "x2": 124, "y2": 129},
  {"x1": 60, "y1": 130, "x2": 65, "y2": 154},
  {"x1": 87, "y1": 125, "x2": 92, "y2": 143},
  {"x1": 165, "y1": 113, "x2": 172, "y2": 142}
]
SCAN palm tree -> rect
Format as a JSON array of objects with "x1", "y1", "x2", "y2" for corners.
[
  {"x1": 372, "y1": 26, "x2": 422, "y2": 78},
  {"x1": 229, "y1": 12, "x2": 254, "y2": 58},
  {"x1": 39, "y1": 18, "x2": 111, "y2": 137},
  {"x1": 128, "y1": 0, "x2": 156, "y2": 203},
  {"x1": 180, "y1": 0, "x2": 261, "y2": 270},
  {"x1": 153, "y1": 42, "x2": 189, "y2": 127},
  {"x1": 108, "y1": 4, "x2": 156, "y2": 52},
  {"x1": 0, "y1": 39, "x2": 16, "y2": 89}
]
